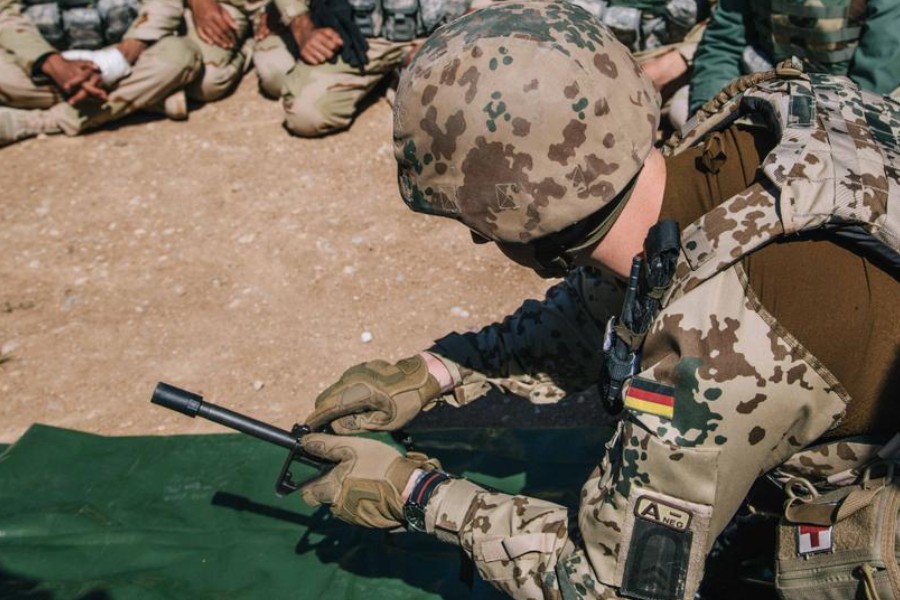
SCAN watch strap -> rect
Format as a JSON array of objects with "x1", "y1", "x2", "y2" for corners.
[{"x1": 404, "y1": 469, "x2": 451, "y2": 532}]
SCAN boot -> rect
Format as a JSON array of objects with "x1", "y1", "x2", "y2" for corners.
[
  {"x1": 0, "y1": 106, "x2": 62, "y2": 148},
  {"x1": 145, "y1": 90, "x2": 188, "y2": 121}
]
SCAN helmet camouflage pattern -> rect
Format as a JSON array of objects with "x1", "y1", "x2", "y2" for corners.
[{"x1": 393, "y1": 0, "x2": 661, "y2": 244}]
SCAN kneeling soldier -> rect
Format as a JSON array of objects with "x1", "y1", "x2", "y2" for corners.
[{"x1": 300, "y1": 2, "x2": 900, "y2": 598}]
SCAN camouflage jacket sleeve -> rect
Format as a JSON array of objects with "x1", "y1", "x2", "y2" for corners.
[
  {"x1": 123, "y1": 0, "x2": 184, "y2": 42},
  {"x1": 847, "y1": 0, "x2": 900, "y2": 96},
  {"x1": 425, "y1": 478, "x2": 577, "y2": 598},
  {"x1": 687, "y1": 0, "x2": 748, "y2": 114},
  {"x1": 428, "y1": 268, "x2": 622, "y2": 407},
  {"x1": 0, "y1": 0, "x2": 55, "y2": 74}
]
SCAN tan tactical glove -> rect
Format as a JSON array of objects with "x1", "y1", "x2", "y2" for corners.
[
  {"x1": 299, "y1": 433, "x2": 440, "y2": 528},
  {"x1": 306, "y1": 355, "x2": 441, "y2": 434}
]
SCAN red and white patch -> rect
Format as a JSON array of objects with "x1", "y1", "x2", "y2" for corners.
[{"x1": 797, "y1": 524, "x2": 833, "y2": 554}]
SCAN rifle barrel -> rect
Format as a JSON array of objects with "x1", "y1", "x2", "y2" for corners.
[{"x1": 152, "y1": 382, "x2": 298, "y2": 450}]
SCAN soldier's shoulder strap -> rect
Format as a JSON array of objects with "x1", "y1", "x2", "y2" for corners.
[
  {"x1": 662, "y1": 57, "x2": 806, "y2": 158},
  {"x1": 665, "y1": 59, "x2": 900, "y2": 297}
]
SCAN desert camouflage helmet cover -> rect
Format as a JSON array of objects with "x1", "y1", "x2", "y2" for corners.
[{"x1": 393, "y1": 0, "x2": 661, "y2": 244}]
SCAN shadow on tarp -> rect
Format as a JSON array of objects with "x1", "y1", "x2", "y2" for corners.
[{"x1": 0, "y1": 424, "x2": 610, "y2": 600}]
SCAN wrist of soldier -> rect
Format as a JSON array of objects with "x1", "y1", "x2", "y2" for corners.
[
  {"x1": 36, "y1": 52, "x2": 62, "y2": 77},
  {"x1": 419, "y1": 352, "x2": 454, "y2": 393},
  {"x1": 401, "y1": 468, "x2": 426, "y2": 503}
]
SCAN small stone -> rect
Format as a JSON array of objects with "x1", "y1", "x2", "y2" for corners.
[
  {"x1": 450, "y1": 306, "x2": 471, "y2": 318},
  {"x1": 252, "y1": 380, "x2": 265, "y2": 391},
  {"x1": 237, "y1": 233, "x2": 255, "y2": 244},
  {"x1": 360, "y1": 331, "x2": 373, "y2": 343}
]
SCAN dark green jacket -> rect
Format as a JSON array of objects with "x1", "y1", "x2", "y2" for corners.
[{"x1": 689, "y1": 0, "x2": 900, "y2": 113}]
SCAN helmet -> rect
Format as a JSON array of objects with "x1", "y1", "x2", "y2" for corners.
[{"x1": 393, "y1": 0, "x2": 660, "y2": 249}]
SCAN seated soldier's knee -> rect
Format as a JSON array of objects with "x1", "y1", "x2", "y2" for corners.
[
  {"x1": 148, "y1": 37, "x2": 202, "y2": 86},
  {"x1": 282, "y1": 94, "x2": 351, "y2": 137},
  {"x1": 188, "y1": 67, "x2": 238, "y2": 102},
  {"x1": 255, "y1": 66, "x2": 285, "y2": 100}
]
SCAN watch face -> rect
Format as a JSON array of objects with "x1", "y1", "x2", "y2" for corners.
[{"x1": 404, "y1": 504, "x2": 426, "y2": 532}]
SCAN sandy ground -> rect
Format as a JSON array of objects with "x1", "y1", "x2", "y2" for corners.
[{"x1": 0, "y1": 74, "x2": 551, "y2": 443}]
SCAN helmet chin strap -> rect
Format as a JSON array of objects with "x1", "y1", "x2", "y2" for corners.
[{"x1": 492, "y1": 169, "x2": 643, "y2": 279}]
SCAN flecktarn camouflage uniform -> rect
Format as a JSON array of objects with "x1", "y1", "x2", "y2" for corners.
[
  {"x1": 0, "y1": 0, "x2": 200, "y2": 137},
  {"x1": 392, "y1": 2, "x2": 900, "y2": 598}
]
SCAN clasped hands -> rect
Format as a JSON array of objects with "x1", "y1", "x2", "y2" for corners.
[{"x1": 42, "y1": 38, "x2": 147, "y2": 105}]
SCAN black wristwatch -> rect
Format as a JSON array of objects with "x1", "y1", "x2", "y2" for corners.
[{"x1": 403, "y1": 469, "x2": 452, "y2": 532}]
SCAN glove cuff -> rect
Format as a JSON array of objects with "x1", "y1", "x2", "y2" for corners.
[{"x1": 396, "y1": 354, "x2": 443, "y2": 406}]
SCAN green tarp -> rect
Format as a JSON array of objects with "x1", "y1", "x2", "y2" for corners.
[{"x1": 0, "y1": 425, "x2": 609, "y2": 600}]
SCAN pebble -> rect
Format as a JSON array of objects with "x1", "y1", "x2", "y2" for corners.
[
  {"x1": 450, "y1": 306, "x2": 471, "y2": 318},
  {"x1": 360, "y1": 331, "x2": 373, "y2": 343},
  {"x1": 252, "y1": 380, "x2": 265, "y2": 391}
]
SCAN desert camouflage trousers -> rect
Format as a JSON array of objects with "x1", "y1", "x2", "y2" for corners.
[
  {"x1": 122, "y1": 0, "x2": 262, "y2": 102},
  {"x1": 253, "y1": 33, "x2": 416, "y2": 136},
  {"x1": 185, "y1": 4, "x2": 257, "y2": 102},
  {"x1": 0, "y1": 36, "x2": 200, "y2": 135}
]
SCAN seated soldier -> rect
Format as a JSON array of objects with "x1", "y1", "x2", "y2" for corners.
[
  {"x1": 689, "y1": 0, "x2": 900, "y2": 115},
  {"x1": 565, "y1": 0, "x2": 715, "y2": 129},
  {"x1": 120, "y1": 0, "x2": 305, "y2": 103},
  {"x1": 293, "y1": 2, "x2": 900, "y2": 599},
  {"x1": 252, "y1": 0, "x2": 468, "y2": 137},
  {"x1": 0, "y1": 0, "x2": 201, "y2": 146}
]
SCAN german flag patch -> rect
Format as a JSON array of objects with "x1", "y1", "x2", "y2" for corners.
[{"x1": 624, "y1": 378, "x2": 675, "y2": 420}]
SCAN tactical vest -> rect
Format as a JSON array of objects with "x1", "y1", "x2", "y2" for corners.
[
  {"x1": 667, "y1": 60, "x2": 899, "y2": 285},
  {"x1": 347, "y1": 0, "x2": 467, "y2": 41},
  {"x1": 570, "y1": 65, "x2": 900, "y2": 600},
  {"x1": 563, "y1": 0, "x2": 708, "y2": 52},
  {"x1": 747, "y1": 0, "x2": 868, "y2": 75},
  {"x1": 21, "y1": 0, "x2": 139, "y2": 50}
]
